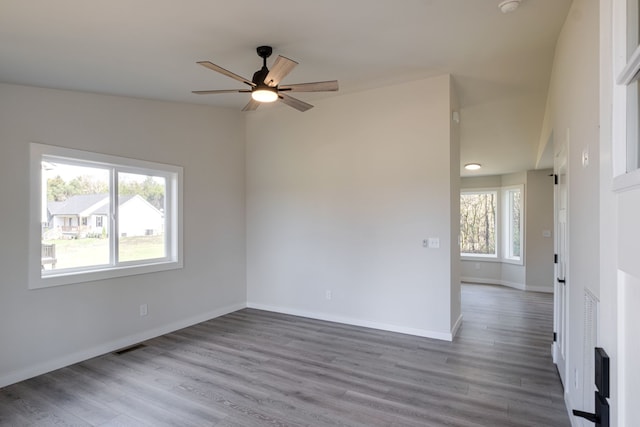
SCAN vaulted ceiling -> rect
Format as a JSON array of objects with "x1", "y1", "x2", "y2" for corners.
[{"x1": 0, "y1": 0, "x2": 571, "y2": 176}]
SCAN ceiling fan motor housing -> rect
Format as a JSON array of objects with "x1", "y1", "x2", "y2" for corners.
[
  {"x1": 252, "y1": 67, "x2": 271, "y2": 87},
  {"x1": 253, "y1": 45, "x2": 274, "y2": 89},
  {"x1": 256, "y1": 45, "x2": 273, "y2": 59}
]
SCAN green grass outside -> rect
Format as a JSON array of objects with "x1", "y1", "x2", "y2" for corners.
[{"x1": 43, "y1": 235, "x2": 165, "y2": 270}]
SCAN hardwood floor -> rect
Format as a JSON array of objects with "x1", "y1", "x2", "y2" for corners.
[{"x1": 0, "y1": 284, "x2": 570, "y2": 426}]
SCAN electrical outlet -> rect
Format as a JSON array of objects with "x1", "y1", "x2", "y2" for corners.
[
  {"x1": 139, "y1": 304, "x2": 148, "y2": 317},
  {"x1": 325, "y1": 290, "x2": 332, "y2": 300},
  {"x1": 428, "y1": 237, "x2": 440, "y2": 249}
]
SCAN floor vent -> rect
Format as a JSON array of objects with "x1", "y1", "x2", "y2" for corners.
[{"x1": 113, "y1": 343, "x2": 146, "y2": 355}]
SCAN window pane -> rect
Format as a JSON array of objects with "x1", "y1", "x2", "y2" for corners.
[
  {"x1": 629, "y1": 0, "x2": 640, "y2": 59},
  {"x1": 460, "y1": 192, "x2": 497, "y2": 256},
  {"x1": 509, "y1": 189, "x2": 521, "y2": 259},
  {"x1": 117, "y1": 172, "x2": 166, "y2": 262},
  {"x1": 628, "y1": 80, "x2": 640, "y2": 172},
  {"x1": 42, "y1": 161, "x2": 110, "y2": 271}
]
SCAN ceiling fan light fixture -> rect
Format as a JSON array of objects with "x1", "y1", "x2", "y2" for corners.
[
  {"x1": 251, "y1": 88, "x2": 278, "y2": 103},
  {"x1": 464, "y1": 163, "x2": 482, "y2": 171}
]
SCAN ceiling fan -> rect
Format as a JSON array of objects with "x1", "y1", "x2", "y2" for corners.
[{"x1": 192, "y1": 46, "x2": 338, "y2": 112}]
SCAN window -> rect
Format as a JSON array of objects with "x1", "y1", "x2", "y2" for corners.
[
  {"x1": 624, "y1": 0, "x2": 640, "y2": 173},
  {"x1": 460, "y1": 185, "x2": 524, "y2": 264},
  {"x1": 460, "y1": 190, "x2": 497, "y2": 257},
  {"x1": 30, "y1": 143, "x2": 183, "y2": 289},
  {"x1": 503, "y1": 186, "x2": 523, "y2": 262},
  {"x1": 614, "y1": 0, "x2": 640, "y2": 188}
]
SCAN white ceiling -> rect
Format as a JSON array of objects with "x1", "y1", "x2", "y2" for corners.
[{"x1": 0, "y1": 0, "x2": 571, "y2": 177}]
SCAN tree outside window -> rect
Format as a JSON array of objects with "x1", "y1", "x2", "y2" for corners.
[
  {"x1": 460, "y1": 186, "x2": 524, "y2": 263},
  {"x1": 506, "y1": 188, "x2": 522, "y2": 260},
  {"x1": 460, "y1": 191, "x2": 497, "y2": 256}
]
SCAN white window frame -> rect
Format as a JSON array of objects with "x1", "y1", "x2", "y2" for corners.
[
  {"x1": 613, "y1": 0, "x2": 640, "y2": 191},
  {"x1": 460, "y1": 188, "x2": 499, "y2": 260},
  {"x1": 460, "y1": 185, "x2": 524, "y2": 265},
  {"x1": 502, "y1": 185, "x2": 524, "y2": 265},
  {"x1": 29, "y1": 143, "x2": 183, "y2": 289}
]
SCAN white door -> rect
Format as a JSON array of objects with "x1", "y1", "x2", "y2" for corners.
[
  {"x1": 553, "y1": 149, "x2": 568, "y2": 387},
  {"x1": 616, "y1": 188, "x2": 640, "y2": 426}
]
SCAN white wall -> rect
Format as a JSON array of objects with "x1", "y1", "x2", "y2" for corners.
[
  {"x1": 0, "y1": 84, "x2": 247, "y2": 387},
  {"x1": 245, "y1": 75, "x2": 461, "y2": 340},
  {"x1": 525, "y1": 169, "x2": 554, "y2": 291},
  {"x1": 598, "y1": 3, "x2": 619, "y2": 422},
  {"x1": 542, "y1": 0, "x2": 601, "y2": 422}
]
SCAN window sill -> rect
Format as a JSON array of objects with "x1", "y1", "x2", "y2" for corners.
[
  {"x1": 30, "y1": 259, "x2": 183, "y2": 290},
  {"x1": 613, "y1": 168, "x2": 640, "y2": 193},
  {"x1": 460, "y1": 257, "x2": 524, "y2": 266},
  {"x1": 461, "y1": 255, "x2": 500, "y2": 263}
]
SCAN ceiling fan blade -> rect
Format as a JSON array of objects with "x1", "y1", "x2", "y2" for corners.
[
  {"x1": 192, "y1": 89, "x2": 251, "y2": 95},
  {"x1": 279, "y1": 80, "x2": 339, "y2": 92},
  {"x1": 242, "y1": 98, "x2": 261, "y2": 112},
  {"x1": 264, "y1": 55, "x2": 298, "y2": 87},
  {"x1": 279, "y1": 93, "x2": 313, "y2": 112},
  {"x1": 197, "y1": 61, "x2": 255, "y2": 87}
]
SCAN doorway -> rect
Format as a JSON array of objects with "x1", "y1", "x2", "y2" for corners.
[{"x1": 553, "y1": 146, "x2": 568, "y2": 387}]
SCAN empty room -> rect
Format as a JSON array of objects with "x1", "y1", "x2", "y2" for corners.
[{"x1": 1, "y1": 0, "x2": 638, "y2": 426}]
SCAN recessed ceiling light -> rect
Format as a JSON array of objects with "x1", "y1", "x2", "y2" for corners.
[
  {"x1": 498, "y1": 0, "x2": 521, "y2": 13},
  {"x1": 464, "y1": 163, "x2": 482, "y2": 171}
]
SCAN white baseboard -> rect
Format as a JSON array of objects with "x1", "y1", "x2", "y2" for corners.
[
  {"x1": 461, "y1": 277, "x2": 553, "y2": 293},
  {"x1": 246, "y1": 302, "x2": 455, "y2": 341},
  {"x1": 526, "y1": 285, "x2": 554, "y2": 294},
  {"x1": 565, "y1": 390, "x2": 579, "y2": 427},
  {"x1": 462, "y1": 276, "x2": 513, "y2": 287},
  {"x1": 0, "y1": 302, "x2": 246, "y2": 388},
  {"x1": 501, "y1": 279, "x2": 527, "y2": 291},
  {"x1": 451, "y1": 314, "x2": 463, "y2": 338}
]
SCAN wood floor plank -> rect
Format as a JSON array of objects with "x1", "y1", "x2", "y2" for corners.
[
  {"x1": 0, "y1": 284, "x2": 570, "y2": 426},
  {"x1": 17, "y1": 375, "x2": 119, "y2": 426}
]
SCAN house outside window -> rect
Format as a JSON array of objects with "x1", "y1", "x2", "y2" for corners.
[{"x1": 30, "y1": 143, "x2": 183, "y2": 289}]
